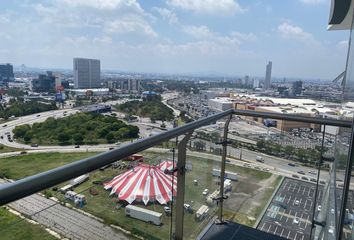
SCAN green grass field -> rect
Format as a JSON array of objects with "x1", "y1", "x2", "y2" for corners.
[
  {"x1": 0, "y1": 152, "x2": 98, "y2": 179},
  {"x1": 0, "y1": 208, "x2": 57, "y2": 240},
  {"x1": 0, "y1": 144, "x2": 21, "y2": 154}
]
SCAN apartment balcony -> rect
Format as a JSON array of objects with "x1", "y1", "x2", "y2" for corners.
[{"x1": 0, "y1": 109, "x2": 353, "y2": 240}]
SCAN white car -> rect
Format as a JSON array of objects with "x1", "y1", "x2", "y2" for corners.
[
  {"x1": 183, "y1": 204, "x2": 191, "y2": 211},
  {"x1": 331, "y1": 208, "x2": 335, "y2": 214},
  {"x1": 328, "y1": 226, "x2": 335, "y2": 235},
  {"x1": 202, "y1": 189, "x2": 209, "y2": 196},
  {"x1": 293, "y1": 217, "x2": 300, "y2": 224},
  {"x1": 164, "y1": 206, "x2": 171, "y2": 215},
  {"x1": 294, "y1": 200, "x2": 300, "y2": 206},
  {"x1": 317, "y1": 205, "x2": 322, "y2": 211}
]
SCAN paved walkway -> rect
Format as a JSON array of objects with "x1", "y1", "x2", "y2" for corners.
[{"x1": 1, "y1": 182, "x2": 128, "y2": 240}]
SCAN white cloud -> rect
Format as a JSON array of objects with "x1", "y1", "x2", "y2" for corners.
[
  {"x1": 182, "y1": 25, "x2": 256, "y2": 46},
  {"x1": 32, "y1": 1, "x2": 157, "y2": 38},
  {"x1": 299, "y1": 0, "x2": 328, "y2": 5},
  {"x1": 231, "y1": 31, "x2": 257, "y2": 41},
  {"x1": 277, "y1": 22, "x2": 313, "y2": 41},
  {"x1": 0, "y1": 15, "x2": 10, "y2": 24},
  {"x1": 59, "y1": 0, "x2": 144, "y2": 12},
  {"x1": 93, "y1": 36, "x2": 113, "y2": 44},
  {"x1": 182, "y1": 25, "x2": 216, "y2": 39},
  {"x1": 105, "y1": 17, "x2": 157, "y2": 37},
  {"x1": 154, "y1": 7, "x2": 179, "y2": 24},
  {"x1": 337, "y1": 40, "x2": 348, "y2": 49},
  {"x1": 167, "y1": 0, "x2": 245, "y2": 15}
]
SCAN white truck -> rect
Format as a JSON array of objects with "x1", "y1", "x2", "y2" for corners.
[
  {"x1": 256, "y1": 156, "x2": 264, "y2": 163},
  {"x1": 59, "y1": 184, "x2": 73, "y2": 193},
  {"x1": 212, "y1": 168, "x2": 238, "y2": 181},
  {"x1": 125, "y1": 205, "x2": 162, "y2": 225},
  {"x1": 195, "y1": 205, "x2": 209, "y2": 221},
  {"x1": 70, "y1": 174, "x2": 89, "y2": 187}
]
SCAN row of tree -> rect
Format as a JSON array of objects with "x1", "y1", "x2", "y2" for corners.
[
  {"x1": 253, "y1": 140, "x2": 326, "y2": 165},
  {"x1": 0, "y1": 100, "x2": 57, "y2": 120},
  {"x1": 13, "y1": 112, "x2": 139, "y2": 145}
]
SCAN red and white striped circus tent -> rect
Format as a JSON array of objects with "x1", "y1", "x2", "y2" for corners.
[
  {"x1": 157, "y1": 160, "x2": 176, "y2": 172},
  {"x1": 104, "y1": 161, "x2": 177, "y2": 205}
]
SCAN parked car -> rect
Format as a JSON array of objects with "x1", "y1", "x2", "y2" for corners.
[
  {"x1": 293, "y1": 217, "x2": 300, "y2": 224},
  {"x1": 164, "y1": 206, "x2": 171, "y2": 216},
  {"x1": 297, "y1": 170, "x2": 305, "y2": 175},
  {"x1": 202, "y1": 189, "x2": 209, "y2": 196}
]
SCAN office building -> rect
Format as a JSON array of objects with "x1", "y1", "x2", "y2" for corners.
[
  {"x1": 73, "y1": 58, "x2": 101, "y2": 89},
  {"x1": 291, "y1": 81, "x2": 303, "y2": 96},
  {"x1": 106, "y1": 79, "x2": 141, "y2": 92},
  {"x1": 263, "y1": 61, "x2": 272, "y2": 90},
  {"x1": 32, "y1": 71, "x2": 56, "y2": 92},
  {"x1": 253, "y1": 78, "x2": 259, "y2": 88},
  {"x1": 0, "y1": 63, "x2": 14, "y2": 84}
]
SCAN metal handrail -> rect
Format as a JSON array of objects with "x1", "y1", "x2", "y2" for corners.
[{"x1": 0, "y1": 109, "x2": 351, "y2": 205}]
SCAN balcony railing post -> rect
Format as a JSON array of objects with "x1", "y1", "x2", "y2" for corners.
[
  {"x1": 217, "y1": 114, "x2": 232, "y2": 222},
  {"x1": 338, "y1": 117, "x2": 354, "y2": 240},
  {"x1": 310, "y1": 124, "x2": 326, "y2": 239},
  {"x1": 175, "y1": 132, "x2": 193, "y2": 240}
]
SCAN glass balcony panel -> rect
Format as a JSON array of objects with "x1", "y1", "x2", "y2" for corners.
[{"x1": 180, "y1": 126, "x2": 222, "y2": 239}]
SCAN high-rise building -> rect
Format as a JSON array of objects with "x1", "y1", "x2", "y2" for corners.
[
  {"x1": 263, "y1": 61, "x2": 272, "y2": 90},
  {"x1": 253, "y1": 78, "x2": 259, "y2": 88},
  {"x1": 291, "y1": 81, "x2": 303, "y2": 96},
  {"x1": 106, "y1": 79, "x2": 141, "y2": 92},
  {"x1": 32, "y1": 71, "x2": 56, "y2": 92},
  {"x1": 73, "y1": 58, "x2": 101, "y2": 89},
  {"x1": 0, "y1": 63, "x2": 14, "y2": 84}
]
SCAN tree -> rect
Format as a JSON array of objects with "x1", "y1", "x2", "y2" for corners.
[
  {"x1": 13, "y1": 124, "x2": 30, "y2": 138},
  {"x1": 210, "y1": 132, "x2": 221, "y2": 143},
  {"x1": 284, "y1": 145, "x2": 295, "y2": 156},
  {"x1": 256, "y1": 140, "x2": 266, "y2": 149},
  {"x1": 57, "y1": 132, "x2": 71, "y2": 144},
  {"x1": 106, "y1": 132, "x2": 115, "y2": 143},
  {"x1": 73, "y1": 133, "x2": 84, "y2": 144},
  {"x1": 194, "y1": 141, "x2": 206, "y2": 151},
  {"x1": 23, "y1": 132, "x2": 33, "y2": 143},
  {"x1": 116, "y1": 127, "x2": 130, "y2": 139}
]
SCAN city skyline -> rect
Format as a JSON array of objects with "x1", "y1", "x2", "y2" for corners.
[{"x1": 0, "y1": 0, "x2": 350, "y2": 79}]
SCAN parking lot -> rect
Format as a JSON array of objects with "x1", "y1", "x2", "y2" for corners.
[{"x1": 258, "y1": 178, "x2": 323, "y2": 240}]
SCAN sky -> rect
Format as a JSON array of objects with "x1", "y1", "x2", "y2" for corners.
[{"x1": 0, "y1": 0, "x2": 350, "y2": 79}]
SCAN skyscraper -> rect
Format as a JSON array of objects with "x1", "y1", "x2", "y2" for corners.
[
  {"x1": 263, "y1": 61, "x2": 272, "y2": 90},
  {"x1": 291, "y1": 81, "x2": 303, "y2": 96},
  {"x1": 73, "y1": 58, "x2": 101, "y2": 89},
  {"x1": 0, "y1": 63, "x2": 14, "y2": 84}
]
